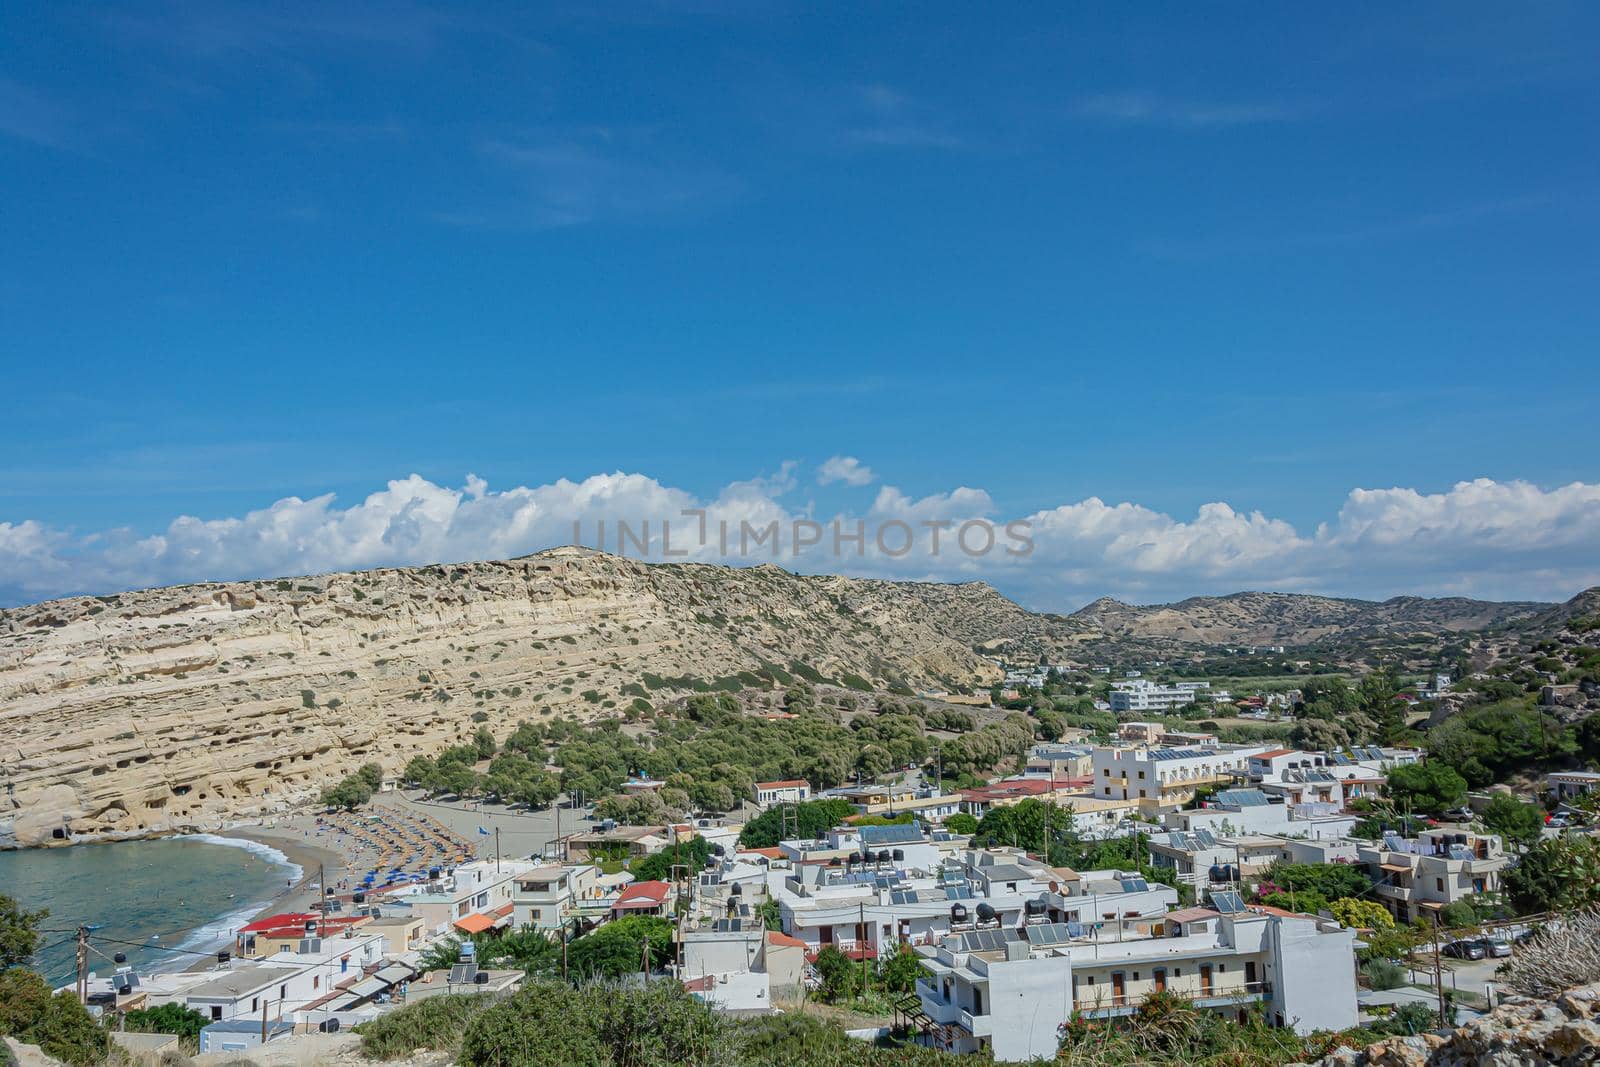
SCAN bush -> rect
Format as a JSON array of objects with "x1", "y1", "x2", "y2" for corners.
[
  {"x1": 0, "y1": 969, "x2": 108, "y2": 1065},
  {"x1": 123, "y1": 1002, "x2": 210, "y2": 1043},
  {"x1": 456, "y1": 982, "x2": 721, "y2": 1067},
  {"x1": 1361, "y1": 958, "x2": 1406, "y2": 991},
  {"x1": 357, "y1": 991, "x2": 502, "y2": 1059}
]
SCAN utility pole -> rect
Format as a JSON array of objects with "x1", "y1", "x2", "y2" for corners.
[
  {"x1": 859, "y1": 901, "x2": 869, "y2": 996},
  {"x1": 75, "y1": 926, "x2": 89, "y2": 1004},
  {"x1": 494, "y1": 828, "x2": 501, "y2": 873},
  {"x1": 1430, "y1": 915, "x2": 1447, "y2": 1029},
  {"x1": 317, "y1": 863, "x2": 327, "y2": 936},
  {"x1": 260, "y1": 997, "x2": 269, "y2": 1044}
]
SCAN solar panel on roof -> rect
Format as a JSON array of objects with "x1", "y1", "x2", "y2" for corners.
[
  {"x1": 945, "y1": 885, "x2": 974, "y2": 901},
  {"x1": 1211, "y1": 891, "x2": 1245, "y2": 914},
  {"x1": 1026, "y1": 923, "x2": 1074, "y2": 946},
  {"x1": 1195, "y1": 830, "x2": 1217, "y2": 847},
  {"x1": 448, "y1": 964, "x2": 473, "y2": 985},
  {"x1": 890, "y1": 889, "x2": 920, "y2": 905},
  {"x1": 960, "y1": 929, "x2": 1008, "y2": 952},
  {"x1": 1119, "y1": 876, "x2": 1149, "y2": 893},
  {"x1": 1448, "y1": 845, "x2": 1473, "y2": 861}
]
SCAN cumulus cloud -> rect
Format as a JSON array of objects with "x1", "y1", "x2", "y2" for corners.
[
  {"x1": 817, "y1": 455, "x2": 876, "y2": 487},
  {"x1": 2, "y1": 471, "x2": 1597, "y2": 610}
]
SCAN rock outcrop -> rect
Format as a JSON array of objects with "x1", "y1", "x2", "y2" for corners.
[
  {"x1": 0, "y1": 550, "x2": 997, "y2": 848},
  {"x1": 1295, "y1": 982, "x2": 1600, "y2": 1066}
]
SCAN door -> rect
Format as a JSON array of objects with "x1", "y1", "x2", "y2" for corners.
[
  {"x1": 1244, "y1": 961, "x2": 1257, "y2": 992},
  {"x1": 1200, "y1": 964, "x2": 1213, "y2": 997},
  {"x1": 1153, "y1": 969, "x2": 1166, "y2": 993},
  {"x1": 1111, "y1": 972, "x2": 1126, "y2": 1006}
]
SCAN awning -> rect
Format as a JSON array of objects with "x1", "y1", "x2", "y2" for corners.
[
  {"x1": 453, "y1": 913, "x2": 497, "y2": 934},
  {"x1": 1379, "y1": 863, "x2": 1411, "y2": 873}
]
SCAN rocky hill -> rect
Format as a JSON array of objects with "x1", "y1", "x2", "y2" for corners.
[
  {"x1": 0, "y1": 549, "x2": 999, "y2": 849},
  {"x1": 1066, "y1": 590, "x2": 1553, "y2": 649}
]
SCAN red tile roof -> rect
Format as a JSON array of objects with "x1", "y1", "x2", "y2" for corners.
[
  {"x1": 741, "y1": 847, "x2": 784, "y2": 860},
  {"x1": 756, "y1": 779, "x2": 809, "y2": 790},
  {"x1": 453, "y1": 912, "x2": 497, "y2": 934},
  {"x1": 612, "y1": 880, "x2": 671, "y2": 910},
  {"x1": 1253, "y1": 749, "x2": 1295, "y2": 759},
  {"x1": 766, "y1": 931, "x2": 807, "y2": 949}
]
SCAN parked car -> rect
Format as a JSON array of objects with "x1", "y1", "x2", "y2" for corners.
[
  {"x1": 1442, "y1": 807, "x2": 1475, "y2": 822},
  {"x1": 1442, "y1": 939, "x2": 1487, "y2": 960},
  {"x1": 1473, "y1": 937, "x2": 1513, "y2": 958},
  {"x1": 1546, "y1": 814, "x2": 1572, "y2": 828}
]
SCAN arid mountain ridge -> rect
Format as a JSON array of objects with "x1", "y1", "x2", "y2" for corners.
[{"x1": 0, "y1": 548, "x2": 1590, "y2": 849}]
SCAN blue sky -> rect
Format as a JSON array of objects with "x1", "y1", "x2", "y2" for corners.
[{"x1": 3, "y1": 3, "x2": 1598, "y2": 609}]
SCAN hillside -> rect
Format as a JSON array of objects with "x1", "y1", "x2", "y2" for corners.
[
  {"x1": 1066, "y1": 590, "x2": 1552, "y2": 649},
  {"x1": 0, "y1": 549, "x2": 999, "y2": 848},
  {"x1": 1, "y1": 549, "x2": 1584, "y2": 849}
]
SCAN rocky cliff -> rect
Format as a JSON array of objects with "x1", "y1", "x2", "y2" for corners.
[{"x1": 0, "y1": 549, "x2": 997, "y2": 848}]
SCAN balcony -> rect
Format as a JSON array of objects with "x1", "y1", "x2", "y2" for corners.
[
  {"x1": 1076, "y1": 983, "x2": 1269, "y2": 1020},
  {"x1": 915, "y1": 982, "x2": 961, "y2": 1025},
  {"x1": 960, "y1": 1009, "x2": 993, "y2": 1037},
  {"x1": 1376, "y1": 883, "x2": 1414, "y2": 902}
]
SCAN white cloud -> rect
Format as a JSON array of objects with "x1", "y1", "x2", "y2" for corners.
[
  {"x1": 817, "y1": 455, "x2": 876, "y2": 487},
  {"x1": 1072, "y1": 92, "x2": 1301, "y2": 128},
  {"x1": 2, "y1": 473, "x2": 1597, "y2": 610}
]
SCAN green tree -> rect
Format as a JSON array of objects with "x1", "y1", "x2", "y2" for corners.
[
  {"x1": 943, "y1": 813, "x2": 979, "y2": 836},
  {"x1": 1480, "y1": 793, "x2": 1543, "y2": 849},
  {"x1": 0, "y1": 894, "x2": 46, "y2": 969},
  {"x1": 1261, "y1": 861, "x2": 1372, "y2": 903},
  {"x1": 812, "y1": 945, "x2": 862, "y2": 1003},
  {"x1": 1504, "y1": 836, "x2": 1600, "y2": 914},
  {"x1": 122, "y1": 1002, "x2": 210, "y2": 1042},
  {"x1": 632, "y1": 836, "x2": 713, "y2": 882},
  {"x1": 739, "y1": 799, "x2": 857, "y2": 849},
  {"x1": 473, "y1": 726, "x2": 498, "y2": 759},
  {"x1": 566, "y1": 916, "x2": 673, "y2": 981},
  {"x1": 0, "y1": 969, "x2": 108, "y2": 1065},
  {"x1": 876, "y1": 944, "x2": 927, "y2": 994},
  {"x1": 1385, "y1": 762, "x2": 1468, "y2": 816}
]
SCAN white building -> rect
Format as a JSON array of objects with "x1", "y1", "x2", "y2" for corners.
[
  {"x1": 1358, "y1": 829, "x2": 1508, "y2": 923},
  {"x1": 753, "y1": 779, "x2": 812, "y2": 807},
  {"x1": 1108, "y1": 680, "x2": 1207, "y2": 713},
  {"x1": 387, "y1": 859, "x2": 536, "y2": 937},
  {"x1": 913, "y1": 908, "x2": 1357, "y2": 1060},
  {"x1": 1092, "y1": 745, "x2": 1269, "y2": 809}
]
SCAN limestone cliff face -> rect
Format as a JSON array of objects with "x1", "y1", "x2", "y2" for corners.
[{"x1": 0, "y1": 550, "x2": 997, "y2": 848}]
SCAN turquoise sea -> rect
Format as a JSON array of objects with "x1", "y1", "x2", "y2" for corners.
[{"x1": 0, "y1": 836, "x2": 298, "y2": 986}]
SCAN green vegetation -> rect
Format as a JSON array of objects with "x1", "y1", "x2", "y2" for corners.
[
  {"x1": 1382, "y1": 762, "x2": 1468, "y2": 816},
  {"x1": 1505, "y1": 836, "x2": 1600, "y2": 914},
  {"x1": 360, "y1": 981, "x2": 967, "y2": 1066},
  {"x1": 0, "y1": 969, "x2": 107, "y2": 1065},
  {"x1": 122, "y1": 1002, "x2": 209, "y2": 1044},
  {"x1": 319, "y1": 761, "x2": 384, "y2": 810},
  {"x1": 740, "y1": 799, "x2": 857, "y2": 848},
  {"x1": 0, "y1": 896, "x2": 46, "y2": 970}
]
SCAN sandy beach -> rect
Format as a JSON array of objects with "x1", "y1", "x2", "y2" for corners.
[{"x1": 228, "y1": 826, "x2": 350, "y2": 923}]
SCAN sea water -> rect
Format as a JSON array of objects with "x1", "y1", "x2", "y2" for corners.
[{"x1": 0, "y1": 835, "x2": 299, "y2": 986}]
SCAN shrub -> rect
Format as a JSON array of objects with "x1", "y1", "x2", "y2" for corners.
[
  {"x1": 0, "y1": 969, "x2": 108, "y2": 1065},
  {"x1": 1361, "y1": 957, "x2": 1406, "y2": 991},
  {"x1": 357, "y1": 991, "x2": 502, "y2": 1059}
]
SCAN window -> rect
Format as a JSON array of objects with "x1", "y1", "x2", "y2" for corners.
[
  {"x1": 1436, "y1": 878, "x2": 1445, "y2": 892},
  {"x1": 251, "y1": 998, "x2": 258, "y2": 1011},
  {"x1": 279, "y1": 985, "x2": 287, "y2": 999},
  {"x1": 313, "y1": 976, "x2": 320, "y2": 989},
  {"x1": 211, "y1": 1007, "x2": 222, "y2": 1021}
]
